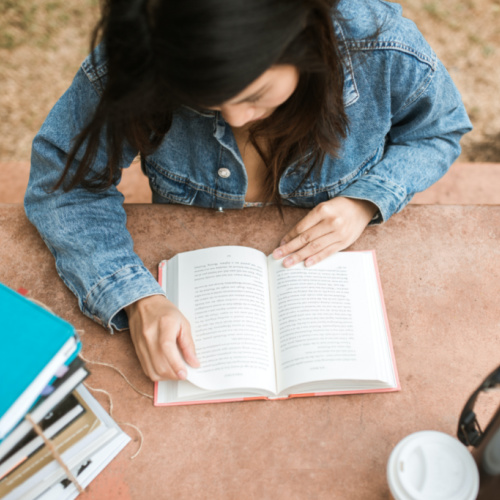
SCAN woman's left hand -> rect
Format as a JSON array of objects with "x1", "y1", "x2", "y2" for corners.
[{"x1": 272, "y1": 197, "x2": 378, "y2": 267}]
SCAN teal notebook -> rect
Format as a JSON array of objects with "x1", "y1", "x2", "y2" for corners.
[{"x1": 0, "y1": 283, "x2": 80, "y2": 439}]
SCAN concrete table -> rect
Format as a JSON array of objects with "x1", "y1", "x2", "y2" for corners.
[{"x1": 0, "y1": 204, "x2": 499, "y2": 499}]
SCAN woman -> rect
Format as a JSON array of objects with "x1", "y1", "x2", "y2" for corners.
[{"x1": 25, "y1": 0, "x2": 472, "y2": 381}]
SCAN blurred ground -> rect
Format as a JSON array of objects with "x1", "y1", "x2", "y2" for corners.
[
  {"x1": 0, "y1": 0, "x2": 499, "y2": 162},
  {"x1": 399, "y1": 0, "x2": 500, "y2": 162}
]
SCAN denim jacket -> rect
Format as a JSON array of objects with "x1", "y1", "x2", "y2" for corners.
[{"x1": 25, "y1": 0, "x2": 472, "y2": 331}]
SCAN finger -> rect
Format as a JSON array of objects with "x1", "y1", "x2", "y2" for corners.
[
  {"x1": 274, "y1": 205, "x2": 326, "y2": 252},
  {"x1": 283, "y1": 231, "x2": 343, "y2": 268},
  {"x1": 157, "y1": 317, "x2": 189, "y2": 380},
  {"x1": 130, "y1": 327, "x2": 165, "y2": 382},
  {"x1": 177, "y1": 322, "x2": 200, "y2": 368},
  {"x1": 302, "y1": 239, "x2": 351, "y2": 267},
  {"x1": 275, "y1": 219, "x2": 334, "y2": 262},
  {"x1": 152, "y1": 340, "x2": 184, "y2": 381}
]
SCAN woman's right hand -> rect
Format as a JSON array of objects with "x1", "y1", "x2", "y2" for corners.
[{"x1": 124, "y1": 295, "x2": 200, "y2": 381}]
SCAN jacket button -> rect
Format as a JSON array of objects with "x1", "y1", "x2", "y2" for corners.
[{"x1": 218, "y1": 167, "x2": 231, "y2": 178}]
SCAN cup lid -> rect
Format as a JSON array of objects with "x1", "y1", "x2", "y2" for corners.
[{"x1": 387, "y1": 430, "x2": 479, "y2": 500}]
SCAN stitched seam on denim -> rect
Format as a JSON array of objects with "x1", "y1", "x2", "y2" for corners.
[
  {"x1": 151, "y1": 185, "x2": 196, "y2": 204},
  {"x1": 215, "y1": 145, "x2": 248, "y2": 201},
  {"x1": 81, "y1": 56, "x2": 109, "y2": 96},
  {"x1": 213, "y1": 111, "x2": 220, "y2": 135},
  {"x1": 395, "y1": 193, "x2": 414, "y2": 214},
  {"x1": 283, "y1": 151, "x2": 315, "y2": 178},
  {"x1": 397, "y1": 62, "x2": 435, "y2": 113},
  {"x1": 214, "y1": 142, "x2": 224, "y2": 208},
  {"x1": 219, "y1": 134, "x2": 244, "y2": 168},
  {"x1": 153, "y1": 181, "x2": 243, "y2": 203},
  {"x1": 353, "y1": 173, "x2": 406, "y2": 194},
  {"x1": 333, "y1": 20, "x2": 359, "y2": 107},
  {"x1": 81, "y1": 55, "x2": 108, "y2": 82},
  {"x1": 182, "y1": 105, "x2": 216, "y2": 118},
  {"x1": 345, "y1": 40, "x2": 437, "y2": 70},
  {"x1": 341, "y1": 174, "x2": 407, "y2": 209},
  {"x1": 52, "y1": 261, "x2": 105, "y2": 327},
  {"x1": 147, "y1": 158, "x2": 243, "y2": 201},
  {"x1": 81, "y1": 65, "x2": 106, "y2": 97},
  {"x1": 211, "y1": 191, "x2": 243, "y2": 201},
  {"x1": 148, "y1": 158, "x2": 208, "y2": 191},
  {"x1": 83, "y1": 264, "x2": 147, "y2": 313},
  {"x1": 282, "y1": 146, "x2": 380, "y2": 197}
]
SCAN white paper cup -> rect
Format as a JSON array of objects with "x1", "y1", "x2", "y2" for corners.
[{"x1": 387, "y1": 430, "x2": 479, "y2": 500}]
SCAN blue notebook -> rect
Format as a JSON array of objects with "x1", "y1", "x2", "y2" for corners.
[{"x1": 0, "y1": 283, "x2": 80, "y2": 439}]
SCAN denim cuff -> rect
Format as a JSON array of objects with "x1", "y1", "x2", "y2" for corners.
[
  {"x1": 339, "y1": 174, "x2": 408, "y2": 224},
  {"x1": 83, "y1": 264, "x2": 165, "y2": 333}
]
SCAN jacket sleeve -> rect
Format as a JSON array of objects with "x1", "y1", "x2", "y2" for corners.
[
  {"x1": 24, "y1": 54, "x2": 165, "y2": 332},
  {"x1": 339, "y1": 58, "x2": 473, "y2": 224}
]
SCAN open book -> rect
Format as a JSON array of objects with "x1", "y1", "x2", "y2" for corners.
[{"x1": 154, "y1": 247, "x2": 399, "y2": 406}]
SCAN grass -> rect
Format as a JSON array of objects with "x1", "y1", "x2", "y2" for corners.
[
  {"x1": 0, "y1": 0, "x2": 96, "y2": 50},
  {"x1": 0, "y1": 0, "x2": 499, "y2": 161}
]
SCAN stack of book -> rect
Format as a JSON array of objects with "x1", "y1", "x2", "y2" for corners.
[{"x1": 0, "y1": 283, "x2": 130, "y2": 499}]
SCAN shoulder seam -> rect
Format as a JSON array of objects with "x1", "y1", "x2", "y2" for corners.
[
  {"x1": 345, "y1": 40, "x2": 437, "y2": 70},
  {"x1": 398, "y1": 61, "x2": 436, "y2": 113},
  {"x1": 81, "y1": 57, "x2": 108, "y2": 96}
]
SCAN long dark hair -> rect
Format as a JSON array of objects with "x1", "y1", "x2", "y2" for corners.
[{"x1": 54, "y1": 0, "x2": 349, "y2": 203}]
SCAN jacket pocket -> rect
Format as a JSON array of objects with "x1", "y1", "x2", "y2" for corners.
[
  {"x1": 325, "y1": 143, "x2": 385, "y2": 198},
  {"x1": 144, "y1": 160, "x2": 198, "y2": 205}
]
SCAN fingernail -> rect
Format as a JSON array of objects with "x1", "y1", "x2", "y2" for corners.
[
  {"x1": 177, "y1": 369, "x2": 187, "y2": 380},
  {"x1": 305, "y1": 258, "x2": 313, "y2": 267},
  {"x1": 273, "y1": 249, "x2": 283, "y2": 259},
  {"x1": 283, "y1": 257, "x2": 293, "y2": 267}
]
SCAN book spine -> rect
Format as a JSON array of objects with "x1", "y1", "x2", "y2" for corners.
[
  {"x1": 0, "y1": 368, "x2": 89, "y2": 460},
  {"x1": 0, "y1": 337, "x2": 78, "y2": 439}
]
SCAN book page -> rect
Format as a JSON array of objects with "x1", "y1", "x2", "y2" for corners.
[
  {"x1": 172, "y1": 246, "x2": 276, "y2": 395},
  {"x1": 267, "y1": 252, "x2": 387, "y2": 394}
]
